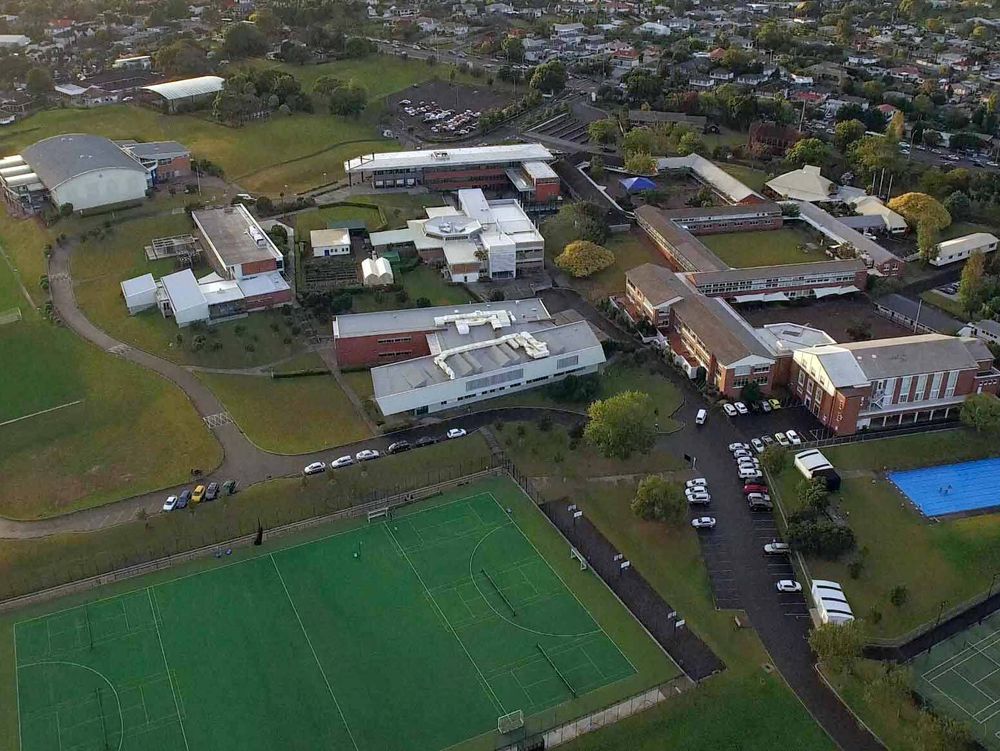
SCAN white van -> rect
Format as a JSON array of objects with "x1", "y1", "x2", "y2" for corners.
[{"x1": 696, "y1": 408, "x2": 708, "y2": 425}]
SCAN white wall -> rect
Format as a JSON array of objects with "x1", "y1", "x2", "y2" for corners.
[
  {"x1": 51, "y1": 168, "x2": 148, "y2": 212},
  {"x1": 313, "y1": 243, "x2": 351, "y2": 258},
  {"x1": 173, "y1": 301, "x2": 210, "y2": 327}
]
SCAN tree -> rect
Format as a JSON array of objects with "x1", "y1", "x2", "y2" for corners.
[
  {"x1": 786, "y1": 138, "x2": 832, "y2": 167},
  {"x1": 849, "y1": 134, "x2": 899, "y2": 177},
  {"x1": 26, "y1": 66, "x2": 52, "y2": 94},
  {"x1": 631, "y1": 475, "x2": 686, "y2": 524},
  {"x1": 943, "y1": 190, "x2": 971, "y2": 221},
  {"x1": 863, "y1": 664, "x2": 911, "y2": 718},
  {"x1": 809, "y1": 621, "x2": 865, "y2": 674},
  {"x1": 155, "y1": 39, "x2": 210, "y2": 76},
  {"x1": 833, "y1": 119, "x2": 866, "y2": 152},
  {"x1": 312, "y1": 75, "x2": 344, "y2": 98},
  {"x1": 887, "y1": 192, "x2": 951, "y2": 232},
  {"x1": 327, "y1": 82, "x2": 368, "y2": 116},
  {"x1": 886, "y1": 110, "x2": 905, "y2": 141},
  {"x1": 761, "y1": 445, "x2": 788, "y2": 474},
  {"x1": 797, "y1": 477, "x2": 829, "y2": 512},
  {"x1": 584, "y1": 390, "x2": 656, "y2": 459},
  {"x1": 500, "y1": 35, "x2": 524, "y2": 63},
  {"x1": 917, "y1": 223, "x2": 940, "y2": 264},
  {"x1": 958, "y1": 250, "x2": 987, "y2": 314},
  {"x1": 212, "y1": 74, "x2": 262, "y2": 126},
  {"x1": 624, "y1": 151, "x2": 657, "y2": 175},
  {"x1": 529, "y1": 60, "x2": 566, "y2": 94},
  {"x1": 961, "y1": 393, "x2": 1000, "y2": 434},
  {"x1": 787, "y1": 518, "x2": 855, "y2": 558},
  {"x1": 589, "y1": 155, "x2": 605, "y2": 181},
  {"x1": 677, "y1": 131, "x2": 704, "y2": 156},
  {"x1": 587, "y1": 119, "x2": 619, "y2": 145},
  {"x1": 555, "y1": 240, "x2": 615, "y2": 278},
  {"x1": 223, "y1": 22, "x2": 268, "y2": 59},
  {"x1": 249, "y1": 8, "x2": 281, "y2": 38},
  {"x1": 889, "y1": 584, "x2": 909, "y2": 608},
  {"x1": 624, "y1": 69, "x2": 661, "y2": 104},
  {"x1": 922, "y1": 129, "x2": 942, "y2": 147}
]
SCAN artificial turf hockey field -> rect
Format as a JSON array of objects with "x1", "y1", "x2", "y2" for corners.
[{"x1": 3, "y1": 477, "x2": 678, "y2": 751}]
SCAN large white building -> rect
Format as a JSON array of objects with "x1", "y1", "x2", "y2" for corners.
[
  {"x1": 1, "y1": 134, "x2": 150, "y2": 214},
  {"x1": 933, "y1": 232, "x2": 999, "y2": 266}
]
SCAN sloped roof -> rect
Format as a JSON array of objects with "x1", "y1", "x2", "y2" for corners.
[
  {"x1": 765, "y1": 165, "x2": 836, "y2": 202},
  {"x1": 22, "y1": 134, "x2": 146, "y2": 189},
  {"x1": 140, "y1": 75, "x2": 224, "y2": 100}
]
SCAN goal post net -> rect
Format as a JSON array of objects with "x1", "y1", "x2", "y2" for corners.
[
  {"x1": 497, "y1": 709, "x2": 524, "y2": 734},
  {"x1": 367, "y1": 507, "x2": 391, "y2": 523}
]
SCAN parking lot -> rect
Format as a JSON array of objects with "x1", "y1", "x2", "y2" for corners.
[{"x1": 387, "y1": 81, "x2": 512, "y2": 140}]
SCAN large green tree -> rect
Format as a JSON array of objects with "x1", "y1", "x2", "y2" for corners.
[
  {"x1": 584, "y1": 391, "x2": 656, "y2": 459},
  {"x1": 809, "y1": 621, "x2": 865, "y2": 674},
  {"x1": 958, "y1": 250, "x2": 987, "y2": 314},
  {"x1": 529, "y1": 60, "x2": 566, "y2": 94},
  {"x1": 222, "y1": 22, "x2": 268, "y2": 59},
  {"x1": 961, "y1": 393, "x2": 1000, "y2": 434},
  {"x1": 786, "y1": 138, "x2": 832, "y2": 167},
  {"x1": 631, "y1": 476, "x2": 686, "y2": 524}
]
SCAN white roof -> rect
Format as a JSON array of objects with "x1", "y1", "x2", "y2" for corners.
[
  {"x1": 237, "y1": 271, "x2": 290, "y2": 297},
  {"x1": 765, "y1": 165, "x2": 836, "y2": 203},
  {"x1": 54, "y1": 84, "x2": 89, "y2": 96},
  {"x1": 937, "y1": 232, "x2": 999, "y2": 254},
  {"x1": 657, "y1": 154, "x2": 762, "y2": 203},
  {"x1": 0, "y1": 34, "x2": 30, "y2": 46},
  {"x1": 200, "y1": 280, "x2": 243, "y2": 306},
  {"x1": 850, "y1": 195, "x2": 908, "y2": 232},
  {"x1": 141, "y1": 75, "x2": 225, "y2": 101},
  {"x1": 120, "y1": 273, "x2": 156, "y2": 298},
  {"x1": 161, "y1": 269, "x2": 206, "y2": 313},
  {"x1": 800, "y1": 345, "x2": 869, "y2": 387},
  {"x1": 369, "y1": 228, "x2": 415, "y2": 246},
  {"x1": 310, "y1": 228, "x2": 351, "y2": 247},
  {"x1": 345, "y1": 143, "x2": 554, "y2": 174}
]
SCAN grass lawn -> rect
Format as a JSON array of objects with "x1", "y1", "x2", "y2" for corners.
[
  {"x1": 68, "y1": 213, "x2": 309, "y2": 368},
  {"x1": 940, "y1": 220, "x2": 995, "y2": 242},
  {"x1": 772, "y1": 429, "x2": 1000, "y2": 639},
  {"x1": 196, "y1": 356, "x2": 372, "y2": 453},
  {"x1": 349, "y1": 264, "x2": 474, "y2": 313},
  {"x1": 356, "y1": 193, "x2": 447, "y2": 229},
  {"x1": 719, "y1": 163, "x2": 771, "y2": 193},
  {"x1": 702, "y1": 127, "x2": 747, "y2": 151},
  {"x1": 701, "y1": 227, "x2": 823, "y2": 268},
  {"x1": 0, "y1": 319, "x2": 221, "y2": 519},
  {"x1": 920, "y1": 290, "x2": 966, "y2": 319},
  {"x1": 293, "y1": 204, "x2": 385, "y2": 240}
]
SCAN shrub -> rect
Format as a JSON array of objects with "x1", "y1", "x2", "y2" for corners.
[{"x1": 555, "y1": 240, "x2": 615, "y2": 278}]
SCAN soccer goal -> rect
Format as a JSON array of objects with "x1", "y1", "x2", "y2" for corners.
[
  {"x1": 0, "y1": 307, "x2": 21, "y2": 326},
  {"x1": 367, "y1": 507, "x2": 391, "y2": 523},
  {"x1": 498, "y1": 709, "x2": 524, "y2": 734},
  {"x1": 570, "y1": 546, "x2": 588, "y2": 571}
]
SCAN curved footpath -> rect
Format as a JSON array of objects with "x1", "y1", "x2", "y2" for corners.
[{"x1": 14, "y1": 247, "x2": 883, "y2": 750}]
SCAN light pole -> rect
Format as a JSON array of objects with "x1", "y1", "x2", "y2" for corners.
[{"x1": 927, "y1": 600, "x2": 948, "y2": 654}]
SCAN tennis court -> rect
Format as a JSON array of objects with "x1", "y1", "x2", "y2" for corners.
[
  {"x1": 889, "y1": 457, "x2": 1000, "y2": 516},
  {"x1": 913, "y1": 610, "x2": 1000, "y2": 749},
  {"x1": 10, "y1": 479, "x2": 668, "y2": 751}
]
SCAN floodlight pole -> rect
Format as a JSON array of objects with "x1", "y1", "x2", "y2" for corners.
[{"x1": 926, "y1": 600, "x2": 947, "y2": 654}]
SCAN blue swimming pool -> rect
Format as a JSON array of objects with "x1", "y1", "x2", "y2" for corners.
[{"x1": 890, "y1": 457, "x2": 1000, "y2": 516}]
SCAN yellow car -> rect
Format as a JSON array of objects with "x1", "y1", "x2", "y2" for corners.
[{"x1": 191, "y1": 484, "x2": 206, "y2": 504}]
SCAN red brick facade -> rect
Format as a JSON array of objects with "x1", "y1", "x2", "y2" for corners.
[
  {"x1": 335, "y1": 330, "x2": 434, "y2": 368},
  {"x1": 244, "y1": 288, "x2": 292, "y2": 310},
  {"x1": 239, "y1": 259, "x2": 280, "y2": 277}
]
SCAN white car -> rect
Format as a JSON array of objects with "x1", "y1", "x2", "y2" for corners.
[
  {"x1": 331, "y1": 455, "x2": 354, "y2": 468},
  {"x1": 355, "y1": 449, "x2": 380, "y2": 462},
  {"x1": 685, "y1": 486, "x2": 711, "y2": 499},
  {"x1": 722, "y1": 403, "x2": 738, "y2": 417},
  {"x1": 734, "y1": 402, "x2": 749, "y2": 415},
  {"x1": 737, "y1": 457, "x2": 760, "y2": 467},
  {"x1": 691, "y1": 516, "x2": 716, "y2": 529},
  {"x1": 447, "y1": 428, "x2": 467, "y2": 439},
  {"x1": 776, "y1": 580, "x2": 802, "y2": 593},
  {"x1": 733, "y1": 449, "x2": 753, "y2": 459},
  {"x1": 751, "y1": 438, "x2": 765, "y2": 454},
  {"x1": 686, "y1": 492, "x2": 711, "y2": 505},
  {"x1": 163, "y1": 495, "x2": 178, "y2": 512},
  {"x1": 764, "y1": 542, "x2": 791, "y2": 555},
  {"x1": 729, "y1": 442, "x2": 750, "y2": 452},
  {"x1": 686, "y1": 478, "x2": 708, "y2": 489},
  {"x1": 774, "y1": 432, "x2": 791, "y2": 448},
  {"x1": 739, "y1": 468, "x2": 763, "y2": 480},
  {"x1": 303, "y1": 461, "x2": 327, "y2": 476},
  {"x1": 786, "y1": 429, "x2": 802, "y2": 446},
  {"x1": 760, "y1": 401, "x2": 772, "y2": 413}
]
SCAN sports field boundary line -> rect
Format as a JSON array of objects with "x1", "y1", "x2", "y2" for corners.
[
  {"x1": 0, "y1": 400, "x2": 84, "y2": 429},
  {"x1": 922, "y1": 629, "x2": 1000, "y2": 682},
  {"x1": 14, "y1": 620, "x2": 21, "y2": 751},
  {"x1": 484, "y1": 492, "x2": 641, "y2": 680},
  {"x1": 147, "y1": 588, "x2": 190, "y2": 751},
  {"x1": 268, "y1": 554, "x2": 361, "y2": 751},
  {"x1": 383, "y1": 523, "x2": 506, "y2": 714}
]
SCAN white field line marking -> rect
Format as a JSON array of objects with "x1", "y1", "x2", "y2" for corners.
[
  {"x1": 147, "y1": 588, "x2": 190, "y2": 751},
  {"x1": 0, "y1": 400, "x2": 83, "y2": 428},
  {"x1": 268, "y1": 555, "x2": 360, "y2": 751}
]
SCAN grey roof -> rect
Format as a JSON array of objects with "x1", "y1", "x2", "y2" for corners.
[
  {"x1": 664, "y1": 202, "x2": 783, "y2": 222},
  {"x1": 689, "y1": 259, "x2": 865, "y2": 287},
  {"x1": 192, "y1": 205, "x2": 281, "y2": 269},
  {"x1": 840, "y1": 334, "x2": 989, "y2": 380},
  {"x1": 971, "y1": 319, "x2": 1000, "y2": 337},
  {"x1": 22, "y1": 134, "x2": 146, "y2": 189},
  {"x1": 839, "y1": 214, "x2": 886, "y2": 231},
  {"x1": 334, "y1": 299, "x2": 551, "y2": 338},
  {"x1": 626, "y1": 263, "x2": 689, "y2": 307},
  {"x1": 674, "y1": 295, "x2": 774, "y2": 366},
  {"x1": 120, "y1": 140, "x2": 189, "y2": 159},
  {"x1": 796, "y1": 201, "x2": 897, "y2": 266},
  {"x1": 635, "y1": 205, "x2": 728, "y2": 273},
  {"x1": 875, "y1": 294, "x2": 962, "y2": 334},
  {"x1": 372, "y1": 320, "x2": 600, "y2": 397}
]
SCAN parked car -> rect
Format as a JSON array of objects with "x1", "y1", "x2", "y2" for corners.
[
  {"x1": 685, "y1": 486, "x2": 711, "y2": 499},
  {"x1": 761, "y1": 435, "x2": 775, "y2": 448},
  {"x1": 192, "y1": 484, "x2": 206, "y2": 503},
  {"x1": 355, "y1": 449, "x2": 380, "y2": 462},
  {"x1": 722, "y1": 403, "x2": 738, "y2": 417},
  {"x1": 739, "y1": 468, "x2": 763, "y2": 480},
  {"x1": 748, "y1": 497, "x2": 773, "y2": 511},
  {"x1": 733, "y1": 449, "x2": 753, "y2": 460},
  {"x1": 177, "y1": 490, "x2": 191, "y2": 509},
  {"x1": 751, "y1": 438, "x2": 765, "y2": 454},
  {"x1": 222, "y1": 479, "x2": 238, "y2": 495},
  {"x1": 414, "y1": 436, "x2": 438, "y2": 448},
  {"x1": 696, "y1": 408, "x2": 708, "y2": 425},
  {"x1": 205, "y1": 482, "x2": 219, "y2": 501},
  {"x1": 303, "y1": 461, "x2": 327, "y2": 476},
  {"x1": 764, "y1": 541, "x2": 791, "y2": 555},
  {"x1": 686, "y1": 478, "x2": 708, "y2": 489},
  {"x1": 387, "y1": 440, "x2": 412, "y2": 454},
  {"x1": 737, "y1": 457, "x2": 760, "y2": 467},
  {"x1": 776, "y1": 580, "x2": 802, "y2": 593},
  {"x1": 163, "y1": 495, "x2": 178, "y2": 512},
  {"x1": 687, "y1": 492, "x2": 711, "y2": 505},
  {"x1": 447, "y1": 428, "x2": 468, "y2": 439},
  {"x1": 743, "y1": 483, "x2": 769, "y2": 495},
  {"x1": 769, "y1": 399, "x2": 782, "y2": 411},
  {"x1": 774, "y1": 432, "x2": 791, "y2": 448},
  {"x1": 786, "y1": 429, "x2": 802, "y2": 445},
  {"x1": 759, "y1": 400, "x2": 772, "y2": 413},
  {"x1": 691, "y1": 516, "x2": 717, "y2": 529},
  {"x1": 331, "y1": 455, "x2": 354, "y2": 468},
  {"x1": 729, "y1": 442, "x2": 750, "y2": 452},
  {"x1": 734, "y1": 402, "x2": 749, "y2": 415}
]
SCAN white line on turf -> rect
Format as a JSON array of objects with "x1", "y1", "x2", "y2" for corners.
[
  {"x1": 268, "y1": 555, "x2": 361, "y2": 751},
  {"x1": 147, "y1": 588, "x2": 190, "y2": 751},
  {"x1": 14, "y1": 621, "x2": 21, "y2": 751}
]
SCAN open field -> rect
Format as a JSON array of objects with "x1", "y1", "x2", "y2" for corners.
[
  {"x1": 196, "y1": 357, "x2": 372, "y2": 453},
  {"x1": 701, "y1": 227, "x2": 823, "y2": 268},
  {"x1": 772, "y1": 429, "x2": 1000, "y2": 639},
  {"x1": 0, "y1": 478, "x2": 678, "y2": 751},
  {"x1": 719, "y1": 163, "x2": 771, "y2": 193},
  {"x1": 292, "y1": 204, "x2": 385, "y2": 239}
]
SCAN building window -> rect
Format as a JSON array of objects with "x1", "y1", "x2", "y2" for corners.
[
  {"x1": 466, "y1": 368, "x2": 525, "y2": 392},
  {"x1": 556, "y1": 355, "x2": 580, "y2": 370},
  {"x1": 945, "y1": 370, "x2": 959, "y2": 398}
]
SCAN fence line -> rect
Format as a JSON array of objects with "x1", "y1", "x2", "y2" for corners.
[
  {"x1": 801, "y1": 421, "x2": 960, "y2": 450},
  {"x1": 0, "y1": 467, "x2": 502, "y2": 615}
]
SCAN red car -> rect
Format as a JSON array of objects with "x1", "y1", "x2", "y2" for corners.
[{"x1": 743, "y1": 483, "x2": 769, "y2": 496}]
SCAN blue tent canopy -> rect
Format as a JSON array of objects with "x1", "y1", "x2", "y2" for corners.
[{"x1": 620, "y1": 176, "x2": 656, "y2": 192}]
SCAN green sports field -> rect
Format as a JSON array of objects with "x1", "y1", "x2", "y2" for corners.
[{"x1": 7, "y1": 479, "x2": 676, "y2": 751}]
